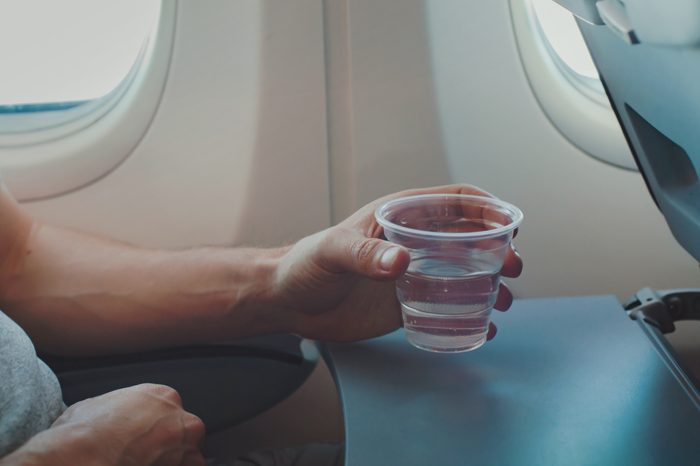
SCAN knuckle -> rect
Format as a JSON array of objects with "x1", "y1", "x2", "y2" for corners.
[
  {"x1": 137, "y1": 382, "x2": 166, "y2": 392},
  {"x1": 185, "y1": 413, "x2": 204, "y2": 431},
  {"x1": 350, "y1": 238, "x2": 380, "y2": 265},
  {"x1": 144, "y1": 384, "x2": 182, "y2": 405},
  {"x1": 184, "y1": 413, "x2": 206, "y2": 436}
]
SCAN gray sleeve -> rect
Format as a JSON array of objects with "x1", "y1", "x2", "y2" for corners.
[{"x1": 0, "y1": 311, "x2": 65, "y2": 457}]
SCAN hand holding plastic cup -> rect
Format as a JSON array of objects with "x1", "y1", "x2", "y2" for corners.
[{"x1": 375, "y1": 194, "x2": 523, "y2": 353}]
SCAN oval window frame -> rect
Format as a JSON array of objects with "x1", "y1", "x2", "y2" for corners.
[
  {"x1": 509, "y1": 0, "x2": 636, "y2": 170},
  {"x1": 0, "y1": 0, "x2": 176, "y2": 201}
]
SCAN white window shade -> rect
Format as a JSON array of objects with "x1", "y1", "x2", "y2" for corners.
[
  {"x1": 0, "y1": 0, "x2": 175, "y2": 201},
  {"x1": 0, "y1": 0, "x2": 161, "y2": 107},
  {"x1": 531, "y1": 0, "x2": 599, "y2": 80},
  {"x1": 510, "y1": 0, "x2": 635, "y2": 170}
]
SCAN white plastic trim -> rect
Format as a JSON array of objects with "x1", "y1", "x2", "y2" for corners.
[
  {"x1": 0, "y1": 0, "x2": 176, "y2": 201},
  {"x1": 510, "y1": 0, "x2": 636, "y2": 170}
]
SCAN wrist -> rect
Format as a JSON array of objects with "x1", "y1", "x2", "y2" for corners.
[
  {"x1": 255, "y1": 246, "x2": 298, "y2": 334},
  {"x1": 222, "y1": 245, "x2": 299, "y2": 337},
  {"x1": 257, "y1": 236, "x2": 331, "y2": 338}
]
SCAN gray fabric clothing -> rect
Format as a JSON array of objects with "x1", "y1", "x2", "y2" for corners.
[{"x1": 0, "y1": 310, "x2": 64, "y2": 457}]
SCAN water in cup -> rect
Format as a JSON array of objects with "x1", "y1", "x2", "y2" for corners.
[
  {"x1": 397, "y1": 254, "x2": 500, "y2": 352},
  {"x1": 374, "y1": 193, "x2": 523, "y2": 353}
]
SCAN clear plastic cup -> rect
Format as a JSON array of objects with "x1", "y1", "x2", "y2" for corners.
[{"x1": 375, "y1": 194, "x2": 523, "y2": 353}]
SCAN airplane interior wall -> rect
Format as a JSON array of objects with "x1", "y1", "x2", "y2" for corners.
[
  {"x1": 5, "y1": 0, "x2": 700, "y2": 455},
  {"x1": 20, "y1": 0, "x2": 331, "y2": 250},
  {"x1": 326, "y1": 0, "x2": 700, "y2": 300},
  {"x1": 15, "y1": 0, "x2": 700, "y2": 302}
]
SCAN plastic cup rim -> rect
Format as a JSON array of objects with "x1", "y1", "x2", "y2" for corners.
[{"x1": 374, "y1": 193, "x2": 523, "y2": 240}]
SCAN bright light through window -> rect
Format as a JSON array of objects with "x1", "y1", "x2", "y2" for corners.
[
  {"x1": 0, "y1": 0, "x2": 161, "y2": 107},
  {"x1": 531, "y1": 0, "x2": 599, "y2": 80}
]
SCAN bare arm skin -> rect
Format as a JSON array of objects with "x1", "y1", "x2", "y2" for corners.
[
  {"x1": 0, "y1": 180, "x2": 521, "y2": 465},
  {"x1": 0, "y1": 180, "x2": 522, "y2": 356},
  {"x1": 0, "y1": 181, "x2": 291, "y2": 355},
  {"x1": 1, "y1": 226, "x2": 291, "y2": 355}
]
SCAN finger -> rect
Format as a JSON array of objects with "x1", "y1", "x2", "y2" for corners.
[
  {"x1": 380, "y1": 185, "x2": 495, "y2": 226},
  {"x1": 501, "y1": 245, "x2": 522, "y2": 278},
  {"x1": 486, "y1": 322, "x2": 497, "y2": 341},
  {"x1": 180, "y1": 450, "x2": 206, "y2": 466},
  {"x1": 350, "y1": 184, "x2": 495, "y2": 231},
  {"x1": 161, "y1": 449, "x2": 206, "y2": 466},
  {"x1": 319, "y1": 228, "x2": 411, "y2": 280},
  {"x1": 494, "y1": 282, "x2": 514, "y2": 311},
  {"x1": 369, "y1": 188, "x2": 517, "y2": 250},
  {"x1": 182, "y1": 413, "x2": 206, "y2": 448},
  {"x1": 378, "y1": 183, "x2": 495, "y2": 206}
]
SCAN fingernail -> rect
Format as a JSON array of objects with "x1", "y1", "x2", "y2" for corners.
[{"x1": 379, "y1": 247, "x2": 401, "y2": 272}]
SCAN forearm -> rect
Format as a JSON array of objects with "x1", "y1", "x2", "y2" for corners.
[
  {"x1": 0, "y1": 223, "x2": 295, "y2": 356},
  {"x1": 0, "y1": 425, "x2": 104, "y2": 466}
]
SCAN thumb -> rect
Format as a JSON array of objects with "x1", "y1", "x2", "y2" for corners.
[{"x1": 321, "y1": 229, "x2": 410, "y2": 280}]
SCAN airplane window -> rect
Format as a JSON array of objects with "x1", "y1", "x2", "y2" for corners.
[
  {"x1": 511, "y1": 0, "x2": 635, "y2": 170},
  {"x1": 531, "y1": 0, "x2": 598, "y2": 79},
  {"x1": 0, "y1": 0, "x2": 172, "y2": 201},
  {"x1": 0, "y1": 0, "x2": 160, "y2": 114}
]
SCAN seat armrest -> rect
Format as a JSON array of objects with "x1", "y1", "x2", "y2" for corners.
[{"x1": 42, "y1": 335, "x2": 318, "y2": 434}]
